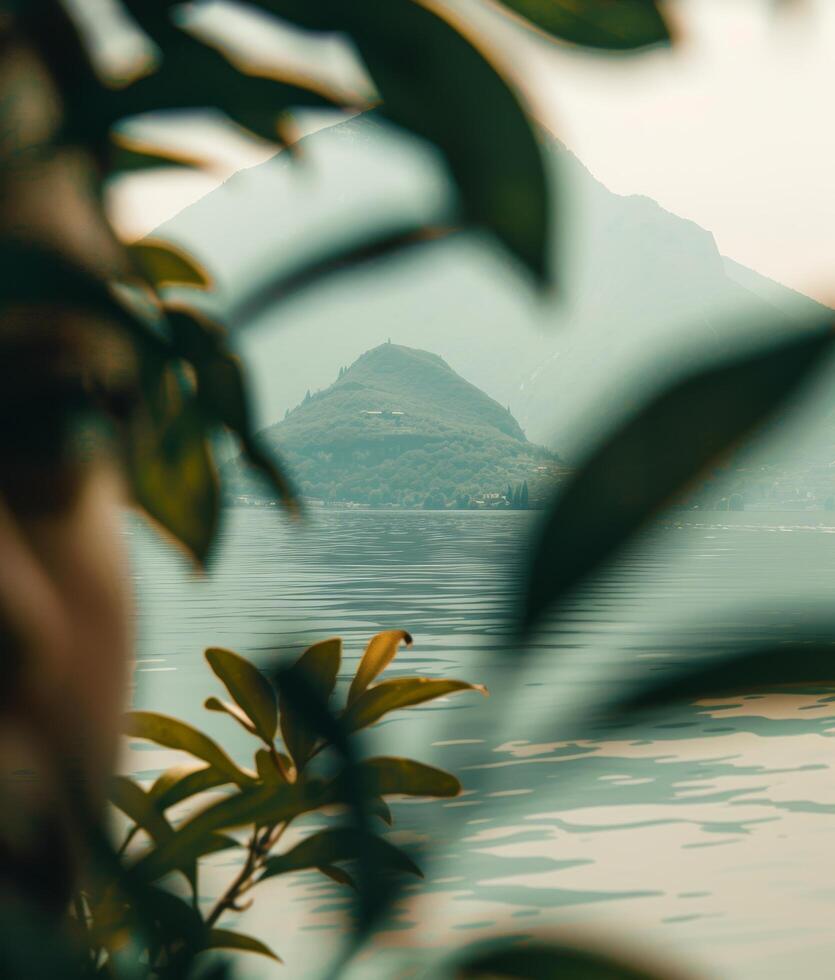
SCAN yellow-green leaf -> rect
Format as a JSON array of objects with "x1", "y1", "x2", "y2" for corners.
[
  {"x1": 279, "y1": 637, "x2": 342, "y2": 770},
  {"x1": 128, "y1": 389, "x2": 220, "y2": 567},
  {"x1": 344, "y1": 678, "x2": 487, "y2": 731},
  {"x1": 124, "y1": 711, "x2": 254, "y2": 787},
  {"x1": 204, "y1": 696, "x2": 257, "y2": 735},
  {"x1": 357, "y1": 757, "x2": 461, "y2": 799},
  {"x1": 259, "y1": 828, "x2": 422, "y2": 881},
  {"x1": 206, "y1": 929, "x2": 281, "y2": 962},
  {"x1": 130, "y1": 238, "x2": 211, "y2": 289},
  {"x1": 149, "y1": 763, "x2": 231, "y2": 811},
  {"x1": 347, "y1": 629, "x2": 412, "y2": 706},
  {"x1": 496, "y1": 0, "x2": 672, "y2": 51},
  {"x1": 205, "y1": 647, "x2": 278, "y2": 744}
]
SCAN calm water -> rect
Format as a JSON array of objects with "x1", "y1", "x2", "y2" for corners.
[{"x1": 130, "y1": 508, "x2": 835, "y2": 978}]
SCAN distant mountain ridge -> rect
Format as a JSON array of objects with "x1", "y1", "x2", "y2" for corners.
[
  {"x1": 156, "y1": 113, "x2": 831, "y2": 454},
  {"x1": 231, "y1": 343, "x2": 560, "y2": 507}
]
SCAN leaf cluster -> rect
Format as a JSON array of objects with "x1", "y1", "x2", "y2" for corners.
[{"x1": 70, "y1": 629, "x2": 484, "y2": 974}]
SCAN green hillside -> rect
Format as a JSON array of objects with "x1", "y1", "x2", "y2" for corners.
[{"x1": 233, "y1": 343, "x2": 562, "y2": 508}]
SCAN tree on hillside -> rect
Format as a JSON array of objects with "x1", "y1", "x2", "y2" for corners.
[{"x1": 521, "y1": 480, "x2": 529, "y2": 509}]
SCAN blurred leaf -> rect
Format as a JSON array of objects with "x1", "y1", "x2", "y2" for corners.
[
  {"x1": 318, "y1": 864, "x2": 357, "y2": 889},
  {"x1": 612, "y1": 642, "x2": 835, "y2": 719},
  {"x1": 495, "y1": 0, "x2": 672, "y2": 50},
  {"x1": 230, "y1": 223, "x2": 453, "y2": 328},
  {"x1": 205, "y1": 647, "x2": 278, "y2": 744},
  {"x1": 206, "y1": 929, "x2": 281, "y2": 962},
  {"x1": 522, "y1": 325, "x2": 835, "y2": 632},
  {"x1": 125, "y1": 711, "x2": 254, "y2": 787},
  {"x1": 131, "y1": 780, "x2": 330, "y2": 882},
  {"x1": 108, "y1": 130, "x2": 208, "y2": 173},
  {"x1": 344, "y1": 677, "x2": 487, "y2": 731},
  {"x1": 345, "y1": 1, "x2": 551, "y2": 284},
  {"x1": 255, "y1": 746, "x2": 291, "y2": 783},
  {"x1": 259, "y1": 828, "x2": 422, "y2": 881},
  {"x1": 347, "y1": 629, "x2": 413, "y2": 706},
  {"x1": 111, "y1": 7, "x2": 363, "y2": 142},
  {"x1": 356, "y1": 757, "x2": 461, "y2": 798},
  {"x1": 0, "y1": 240, "x2": 140, "y2": 335},
  {"x1": 130, "y1": 239, "x2": 211, "y2": 290},
  {"x1": 128, "y1": 388, "x2": 220, "y2": 567},
  {"x1": 204, "y1": 696, "x2": 258, "y2": 735},
  {"x1": 150, "y1": 763, "x2": 231, "y2": 811},
  {"x1": 280, "y1": 637, "x2": 342, "y2": 770},
  {"x1": 454, "y1": 940, "x2": 677, "y2": 978},
  {"x1": 110, "y1": 775, "x2": 174, "y2": 845},
  {"x1": 369, "y1": 797, "x2": 393, "y2": 826},
  {"x1": 166, "y1": 306, "x2": 300, "y2": 513}
]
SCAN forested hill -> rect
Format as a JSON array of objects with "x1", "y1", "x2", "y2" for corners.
[{"x1": 232, "y1": 343, "x2": 562, "y2": 508}]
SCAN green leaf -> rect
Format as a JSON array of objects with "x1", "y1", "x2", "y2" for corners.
[
  {"x1": 110, "y1": 775, "x2": 174, "y2": 844},
  {"x1": 522, "y1": 324, "x2": 835, "y2": 632},
  {"x1": 149, "y1": 763, "x2": 231, "y2": 811},
  {"x1": 130, "y1": 239, "x2": 211, "y2": 290},
  {"x1": 612, "y1": 642, "x2": 835, "y2": 719},
  {"x1": 255, "y1": 747, "x2": 291, "y2": 784},
  {"x1": 259, "y1": 828, "x2": 422, "y2": 882},
  {"x1": 347, "y1": 629, "x2": 413, "y2": 706},
  {"x1": 453, "y1": 940, "x2": 673, "y2": 978},
  {"x1": 127, "y1": 375, "x2": 220, "y2": 567},
  {"x1": 356, "y1": 757, "x2": 461, "y2": 798},
  {"x1": 206, "y1": 929, "x2": 281, "y2": 962},
  {"x1": 130, "y1": 779, "x2": 331, "y2": 882},
  {"x1": 165, "y1": 305, "x2": 301, "y2": 514},
  {"x1": 495, "y1": 0, "x2": 672, "y2": 51},
  {"x1": 204, "y1": 696, "x2": 257, "y2": 735},
  {"x1": 345, "y1": 0, "x2": 551, "y2": 284},
  {"x1": 279, "y1": 637, "x2": 342, "y2": 770},
  {"x1": 205, "y1": 647, "x2": 278, "y2": 744},
  {"x1": 318, "y1": 864, "x2": 357, "y2": 889},
  {"x1": 369, "y1": 797, "x2": 393, "y2": 826},
  {"x1": 125, "y1": 711, "x2": 254, "y2": 787},
  {"x1": 344, "y1": 677, "x2": 487, "y2": 731},
  {"x1": 111, "y1": 7, "x2": 364, "y2": 141}
]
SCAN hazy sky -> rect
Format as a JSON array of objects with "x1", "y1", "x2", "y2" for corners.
[{"x1": 110, "y1": 0, "x2": 835, "y2": 304}]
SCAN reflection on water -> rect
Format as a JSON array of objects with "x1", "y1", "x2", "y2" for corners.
[{"x1": 130, "y1": 509, "x2": 835, "y2": 979}]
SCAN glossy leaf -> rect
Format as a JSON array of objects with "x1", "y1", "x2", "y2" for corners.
[
  {"x1": 206, "y1": 929, "x2": 281, "y2": 962},
  {"x1": 522, "y1": 325, "x2": 835, "y2": 632},
  {"x1": 205, "y1": 647, "x2": 278, "y2": 743},
  {"x1": 124, "y1": 711, "x2": 254, "y2": 787},
  {"x1": 149, "y1": 763, "x2": 231, "y2": 811},
  {"x1": 347, "y1": 629, "x2": 413, "y2": 706},
  {"x1": 496, "y1": 0, "x2": 672, "y2": 51},
  {"x1": 454, "y1": 940, "x2": 676, "y2": 978},
  {"x1": 280, "y1": 637, "x2": 342, "y2": 770},
  {"x1": 259, "y1": 828, "x2": 422, "y2": 881},
  {"x1": 130, "y1": 239, "x2": 211, "y2": 290},
  {"x1": 356, "y1": 757, "x2": 461, "y2": 798},
  {"x1": 344, "y1": 677, "x2": 487, "y2": 731},
  {"x1": 345, "y1": 0, "x2": 550, "y2": 284}
]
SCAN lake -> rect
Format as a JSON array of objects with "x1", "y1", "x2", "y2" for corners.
[{"x1": 129, "y1": 508, "x2": 835, "y2": 979}]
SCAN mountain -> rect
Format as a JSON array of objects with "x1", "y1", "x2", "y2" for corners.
[
  {"x1": 153, "y1": 113, "x2": 831, "y2": 457},
  {"x1": 231, "y1": 343, "x2": 561, "y2": 508}
]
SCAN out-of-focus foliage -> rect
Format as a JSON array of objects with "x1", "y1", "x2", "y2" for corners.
[{"x1": 68, "y1": 631, "x2": 483, "y2": 973}]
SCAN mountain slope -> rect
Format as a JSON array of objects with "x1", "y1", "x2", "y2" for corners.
[
  {"x1": 154, "y1": 114, "x2": 831, "y2": 452},
  {"x1": 235, "y1": 343, "x2": 560, "y2": 507}
]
